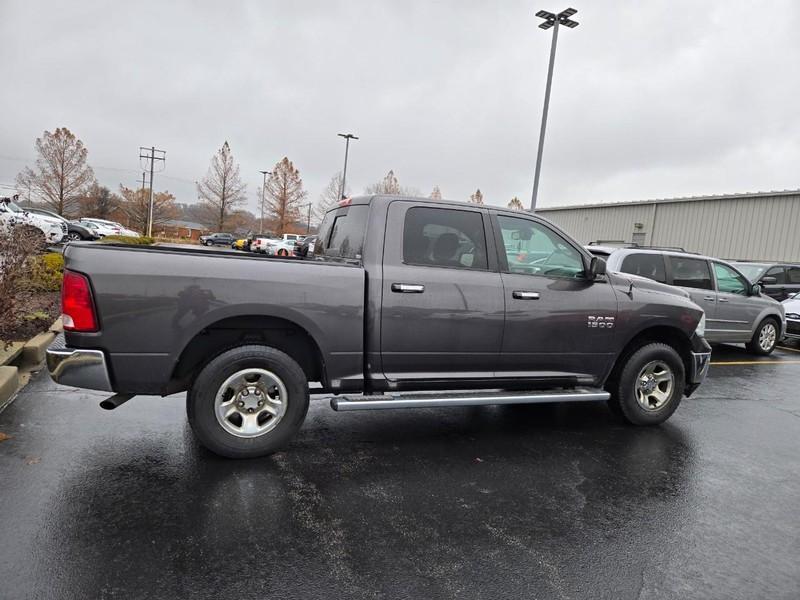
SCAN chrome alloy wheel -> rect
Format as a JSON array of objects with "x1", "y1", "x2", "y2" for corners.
[
  {"x1": 214, "y1": 368, "x2": 288, "y2": 438},
  {"x1": 634, "y1": 360, "x2": 674, "y2": 411},
  {"x1": 759, "y1": 323, "x2": 777, "y2": 352}
]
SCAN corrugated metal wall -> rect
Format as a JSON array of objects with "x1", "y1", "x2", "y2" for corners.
[{"x1": 538, "y1": 193, "x2": 800, "y2": 262}]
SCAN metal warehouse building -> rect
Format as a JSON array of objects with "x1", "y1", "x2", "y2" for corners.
[{"x1": 537, "y1": 189, "x2": 800, "y2": 262}]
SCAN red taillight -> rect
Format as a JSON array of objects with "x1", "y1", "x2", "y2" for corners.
[{"x1": 62, "y1": 271, "x2": 98, "y2": 332}]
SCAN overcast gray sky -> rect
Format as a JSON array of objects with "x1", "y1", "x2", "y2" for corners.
[{"x1": 1, "y1": 0, "x2": 798, "y2": 212}]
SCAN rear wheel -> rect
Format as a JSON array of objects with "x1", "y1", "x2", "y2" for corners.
[
  {"x1": 608, "y1": 342, "x2": 685, "y2": 425},
  {"x1": 746, "y1": 318, "x2": 779, "y2": 355},
  {"x1": 67, "y1": 231, "x2": 83, "y2": 241},
  {"x1": 187, "y1": 345, "x2": 309, "y2": 458}
]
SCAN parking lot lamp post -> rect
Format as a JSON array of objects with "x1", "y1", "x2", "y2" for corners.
[
  {"x1": 529, "y1": 8, "x2": 578, "y2": 212},
  {"x1": 337, "y1": 133, "x2": 358, "y2": 200},
  {"x1": 259, "y1": 170, "x2": 271, "y2": 234}
]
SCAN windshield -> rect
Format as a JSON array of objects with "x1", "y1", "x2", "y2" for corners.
[
  {"x1": 735, "y1": 263, "x2": 767, "y2": 282},
  {"x1": 3, "y1": 200, "x2": 24, "y2": 213}
]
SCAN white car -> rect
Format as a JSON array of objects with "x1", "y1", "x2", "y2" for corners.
[
  {"x1": 0, "y1": 198, "x2": 66, "y2": 244},
  {"x1": 263, "y1": 239, "x2": 296, "y2": 256},
  {"x1": 783, "y1": 293, "x2": 800, "y2": 342},
  {"x1": 80, "y1": 217, "x2": 140, "y2": 238}
]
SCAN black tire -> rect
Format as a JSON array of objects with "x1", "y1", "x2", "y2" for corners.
[
  {"x1": 205, "y1": 240, "x2": 213, "y2": 246},
  {"x1": 187, "y1": 345, "x2": 309, "y2": 458},
  {"x1": 67, "y1": 231, "x2": 83, "y2": 241},
  {"x1": 746, "y1": 318, "x2": 779, "y2": 355},
  {"x1": 608, "y1": 342, "x2": 685, "y2": 426}
]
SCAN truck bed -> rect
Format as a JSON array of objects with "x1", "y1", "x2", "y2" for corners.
[{"x1": 63, "y1": 242, "x2": 366, "y2": 394}]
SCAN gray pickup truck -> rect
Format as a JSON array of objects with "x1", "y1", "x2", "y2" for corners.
[{"x1": 47, "y1": 195, "x2": 711, "y2": 458}]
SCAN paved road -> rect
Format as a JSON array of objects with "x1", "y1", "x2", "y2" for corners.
[{"x1": 1, "y1": 345, "x2": 799, "y2": 599}]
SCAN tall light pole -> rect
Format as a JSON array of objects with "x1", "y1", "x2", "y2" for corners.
[
  {"x1": 259, "y1": 170, "x2": 271, "y2": 234},
  {"x1": 529, "y1": 8, "x2": 578, "y2": 212},
  {"x1": 337, "y1": 133, "x2": 358, "y2": 200}
]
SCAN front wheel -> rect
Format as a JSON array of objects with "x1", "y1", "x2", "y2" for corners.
[
  {"x1": 746, "y1": 318, "x2": 779, "y2": 355},
  {"x1": 608, "y1": 342, "x2": 685, "y2": 426},
  {"x1": 187, "y1": 345, "x2": 309, "y2": 458},
  {"x1": 67, "y1": 231, "x2": 83, "y2": 241}
]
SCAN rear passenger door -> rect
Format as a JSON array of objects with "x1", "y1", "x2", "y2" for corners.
[
  {"x1": 712, "y1": 262, "x2": 761, "y2": 341},
  {"x1": 380, "y1": 202, "x2": 505, "y2": 380},
  {"x1": 665, "y1": 255, "x2": 717, "y2": 318}
]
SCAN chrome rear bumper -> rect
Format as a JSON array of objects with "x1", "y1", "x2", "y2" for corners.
[{"x1": 46, "y1": 334, "x2": 113, "y2": 391}]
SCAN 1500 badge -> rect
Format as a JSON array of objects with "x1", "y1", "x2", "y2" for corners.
[{"x1": 588, "y1": 316, "x2": 615, "y2": 328}]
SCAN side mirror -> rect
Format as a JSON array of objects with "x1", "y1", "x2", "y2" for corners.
[
  {"x1": 750, "y1": 283, "x2": 762, "y2": 296},
  {"x1": 588, "y1": 256, "x2": 607, "y2": 279},
  {"x1": 760, "y1": 276, "x2": 777, "y2": 285}
]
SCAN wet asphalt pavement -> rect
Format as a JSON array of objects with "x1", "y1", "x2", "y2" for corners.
[{"x1": 1, "y1": 345, "x2": 799, "y2": 599}]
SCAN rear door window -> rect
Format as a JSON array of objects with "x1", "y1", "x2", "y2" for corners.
[
  {"x1": 314, "y1": 205, "x2": 369, "y2": 262},
  {"x1": 619, "y1": 253, "x2": 667, "y2": 283},
  {"x1": 403, "y1": 207, "x2": 488, "y2": 270},
  {"x1": 785, "y1": 267, "x2": 800, "y2": 284},
  {"x1": 669, "y1": 256, "x2": 713, "y2": 290}
]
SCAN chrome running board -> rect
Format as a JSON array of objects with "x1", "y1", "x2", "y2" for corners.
[{"x1": 328, "y1": 388, "x2": 610, "y2": 412}]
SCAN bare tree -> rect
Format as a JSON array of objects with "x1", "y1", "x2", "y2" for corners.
[
  {"x1": 469, "y1": 189, "x2": 484, "y2": 205},
  {"x1": 196, "y1": 141, "x2": 247, "y2": 230},
  {"x1": 118, "y1": 186, "x2": 177, "y2": 234},
  {"x1": 15, "y1": 127, "x2": 95, "y2": 217},
  {"x1": 365, "y1": 170, "x2": 419, "y2": 196},
  {"x1": 429, "y1": 186, "x2": 442, "y2": 200},
  {"x1": 313, "y1": 172, "x2": 347, "y2": 224},
  {"x1": 507, "y1": 197, "x2": 524, "y2": 211},
  {"x1": 264, "y1": 157, "x2": 307, "y2": 235},
  {"x1": 81, "y1": 184, "x2": 117, "y2": 219}
]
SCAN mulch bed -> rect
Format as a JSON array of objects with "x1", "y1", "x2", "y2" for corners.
[{"x1": 6, "y1": 291, "x2": 60, "y2": 342}]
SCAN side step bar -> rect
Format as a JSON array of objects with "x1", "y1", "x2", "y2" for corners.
[{"x1": 329, "y1": 388, "x2": 610, "y2": 412}]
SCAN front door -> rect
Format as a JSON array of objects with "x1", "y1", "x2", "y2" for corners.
[
  {"x1": 380, "y1": 202, "x2": 505, "y2": 380},
  {"x1": 711, "y1": 261, "x2": 761, "y2": 342},
  {"x1": 491, "y1": 213, "x2": 618, "y2": 382}
]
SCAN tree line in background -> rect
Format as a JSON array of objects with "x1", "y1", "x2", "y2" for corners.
[{"x1": 12, "y1": 127, "x2": 526, "y2": 238}]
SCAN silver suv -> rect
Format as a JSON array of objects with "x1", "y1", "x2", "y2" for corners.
[{"x1": 589, "y1": 246, "x2": 785, "y2": 355}]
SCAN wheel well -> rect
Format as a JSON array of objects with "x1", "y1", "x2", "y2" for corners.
[
  {"x1": 606, "y1": 326, "x2": 692, "y2": 388},
  {"x1": 167, "y1": 315, "x2": 325, "y2": 394}
]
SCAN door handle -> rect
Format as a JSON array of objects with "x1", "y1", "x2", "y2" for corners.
[
  {"x1": 391, "y1": 283, "x2": 425, "y2": 293},
  {"x1": 718, "y1": 298, "x2": 729, "y2": 303},
  {"x1": 512, "y1": 291, "x2": 540, "y2": 300},
  {"x1": 703, "y1": 296, "x2": 715, "y2": 301}
]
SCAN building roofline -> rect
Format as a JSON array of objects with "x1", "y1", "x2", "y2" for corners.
[{"x1": 537, "y1": 188, "x2": 800, "y2": 212}]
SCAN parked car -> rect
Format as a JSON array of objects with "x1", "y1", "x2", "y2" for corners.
[
  {"x1": 22, "y1": 207, "x2": 99, "y2": 241},
  {"x1": 733, "y1": 262, "x2": 800, "y2": 302},
  {"x1": 199, "y1": 232, "x2": 235, "y2": 247},
  {"x1": 263, "y1": 238, "x2": 296, "y2": 256},
  {"x1": 782, "y1": 293, "x2": 800, "y2": 342},
  {"x1": 294, "y1": 235, "x2": 317, "y2": 257},
  {"x1": 0, "y1": 196, "x2": 66, "y2": 244},
  {"x1": 79, "y1": 217, "x2": 140, "y2": 238},
  {"x1": 47, "y1": 195, "x2": 711, "y2": 458},
  {"x1": 245, "y1": 235, "x2": 272, "y2": 253},
  {"x1": 79, "y1": 218, "x2": 121, "y2": 237},
  {"x1": 593, "y1": 247, "x2": 785, "y2": 355},
  {"x1": 231, "y1": 237, "x2": 248, "y2": 250}
]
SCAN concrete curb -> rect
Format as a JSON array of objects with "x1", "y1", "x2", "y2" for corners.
[
  {"x1": 0, "y1": 366, "x2": 20, "y2": 413},
  {"x1": 0, "y1": 317, "x2": 61, "y2": 413},
  {"x1": 21, "y1": 331, "x2": 56, "y2": 367}
]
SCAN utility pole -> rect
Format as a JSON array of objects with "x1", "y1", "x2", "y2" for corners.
[
  {"x1": 300, "y1": 202, "x2": 312, "y2": 234},
  {"x1": 529, "y1": 8, "x2": 578, "y2": 212},
  {"x1": 337, "y1": 133, "x2": 358, "y2": 200},
  {"x1": 259, "y1": 170, "x2": 271, "y2": 234},
  {"x1": 139, "y1": 146, "x2": 166, "y2": 236}
]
